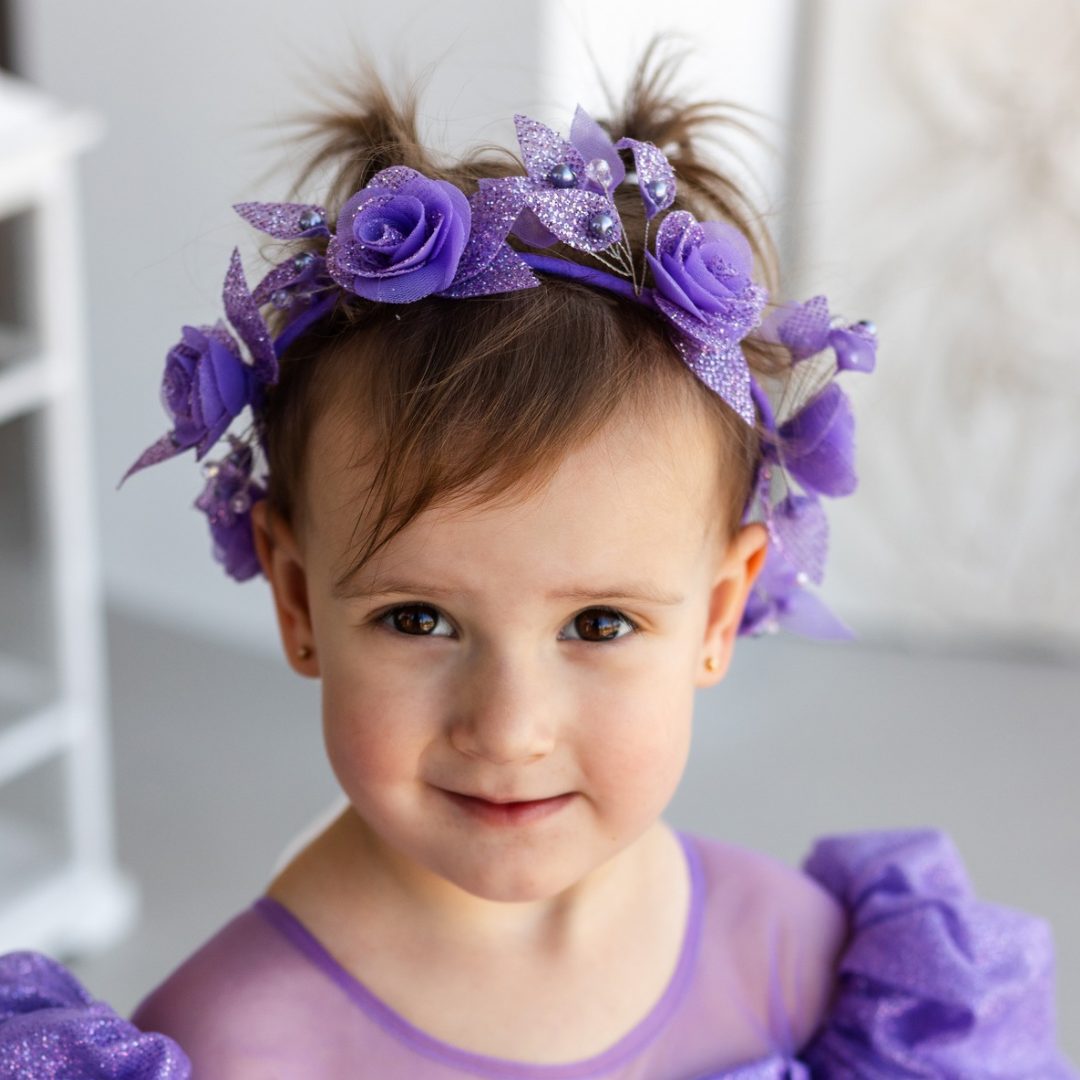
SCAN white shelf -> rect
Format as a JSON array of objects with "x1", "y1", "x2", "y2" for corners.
[
  {"x1": 0, "y1": 75, "x2": 135, "y2": 960},
  {"x1": 0, "y1": 706, "x2": 67, "y2": 786},
  {"x1": 0, "y1": 817, "x2": 136, "y2": 956}
]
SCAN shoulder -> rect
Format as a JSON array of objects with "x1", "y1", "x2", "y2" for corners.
[
  {"x1": 685, "y1": 832, "x2": 847, "y2": 1051},
  {"x1": 132, "y1": 902, "x2": 333, "y2": 1078},
  {"x1": 800, "y1": 828, "x2": 1077, "y2": 1078}
]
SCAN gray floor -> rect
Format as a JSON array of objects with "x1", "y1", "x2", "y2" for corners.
[{"x1": 70, "y1": 609, "x2": 1080, "y2": 1059}]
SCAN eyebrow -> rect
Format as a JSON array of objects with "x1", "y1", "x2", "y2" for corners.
[{"x1": 334, "y1": 577, "x2": 684, "y2": 607}]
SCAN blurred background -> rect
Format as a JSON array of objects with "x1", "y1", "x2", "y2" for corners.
[{"x1": 0, "y1": 0, "x2": 1077, "y2": 1058}]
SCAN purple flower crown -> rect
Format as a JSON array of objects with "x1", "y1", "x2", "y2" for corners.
[{"x1": 123, "y1": 106, "x2": 877, "y2": 639}]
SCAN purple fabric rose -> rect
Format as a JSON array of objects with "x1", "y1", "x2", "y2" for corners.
[
  {"x1": 327, "y1": 166, "x2": 470, "y2": 303},
  {"x1": 162, "y1": 324, "x2": 254, "y2": 456},
  {"x1": 194, "y1": 443, "x2": 266, "y2": 582},
  {"x1": 647, "y1": 211, "x2": 768, "y2": 352}
]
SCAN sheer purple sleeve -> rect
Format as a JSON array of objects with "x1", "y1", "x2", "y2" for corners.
[
  {"x1": 798, "y1": 830, "x2": 1077, "y2": 1079},
  {"x1": 0, "y1": 951, "x2": 190, "y2": 1079}
]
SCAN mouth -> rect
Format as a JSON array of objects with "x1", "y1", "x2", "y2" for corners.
[{"x1": 440, "y1": 789, "x2": 575, "y2": 826}]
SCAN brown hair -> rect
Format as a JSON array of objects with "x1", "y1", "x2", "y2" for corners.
[{"x1": 259, "y1": 49, "x2": 787, "y2": 581}]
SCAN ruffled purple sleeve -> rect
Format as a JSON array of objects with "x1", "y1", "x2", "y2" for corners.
[
  {"x1": 0, "y1": 951, "x2": 190, "y2": 1080},
  {"x1": 799, "y1": 830, "x2": 1076, "y2": 1079}
]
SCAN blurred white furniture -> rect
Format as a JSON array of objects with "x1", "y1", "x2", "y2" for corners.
[{"x1": 0, "y1": 74, "x2": 136, "y2": 955}]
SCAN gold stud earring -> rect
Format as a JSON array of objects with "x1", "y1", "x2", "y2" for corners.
[
  {"x1": 297, "y1": 645, "x2": 312, "y2": 661},
  {"x1": 704, "y1": 656, "x2": 719, "y2": 672}
]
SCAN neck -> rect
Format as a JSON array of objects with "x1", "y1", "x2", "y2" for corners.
[{"x1": 271, "y1": 804, "x2": 682, "y2": 955}]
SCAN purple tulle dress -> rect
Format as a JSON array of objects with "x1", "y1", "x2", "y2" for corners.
[{"x1": 1, "y1": 830, "x2": 1074, "y2": 1079}]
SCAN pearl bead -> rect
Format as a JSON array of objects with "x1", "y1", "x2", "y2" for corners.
[
  {"x1": 298, "y1": 208, "x2": 325, "y2": 231},
  {"x1": 292, "y1": 251, "x2": 316, "y2": 272},
  {"x1": 588, "y1": 211, "x2": 616, "y2": 241},
  {"x1": 230, "y1": 492, "x2": 252, "y2": 514},
  {"x1": 271, "y1": 288, "x2": 292, "y2": 309},
  {"x1": 856, "y1": 319, "x2": 877, "y2": 335},
  {"x1": 200, "y1": 462, "x2": 220, "y2": 479},
  {"x1": 645, "y1": 179, "x2": 669, "y2": 204},
  {"x1": 547, "y1": 163, "x2": 577, "y2": 188}
]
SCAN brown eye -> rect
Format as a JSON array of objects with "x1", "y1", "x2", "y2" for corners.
[
  {"x1": 387, "y1": 604, "x2": 448, "y2": 636},
  {"x1": 562, "y1": 608, "x2": 634, "y2": 642}
]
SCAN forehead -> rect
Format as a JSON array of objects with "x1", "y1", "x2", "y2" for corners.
[{"x1": 302, "y1": 399, "x2": 730, "y2": 592}]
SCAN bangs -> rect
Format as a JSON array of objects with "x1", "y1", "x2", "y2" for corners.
[{"x1": 263, "y1": 278, "x2": 759, "y2": 581}]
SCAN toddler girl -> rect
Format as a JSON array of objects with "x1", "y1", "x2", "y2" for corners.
[{"x1": 1, "y1": 54, "x2": 1074, "y2": 1080}]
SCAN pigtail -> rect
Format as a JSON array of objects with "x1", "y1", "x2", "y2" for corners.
[{"x1": 609, "y1": 43, "x2": 778, "y2": 292}]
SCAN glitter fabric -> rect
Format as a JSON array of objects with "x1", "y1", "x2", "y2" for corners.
[
  {"x1": 440, "y1": 182, "x2": 537, "y2": 297},
  {"x1": 675, "y1": 338, "x2": 755, "y2": 425},
  {"x1": 0, "y1": 952, "x2": 190, "y2": 1078},
  {"x1": 524, "y1": 183, "x2": 623, "y2": 254},
  {"x1": 616, "y1": 138, "x2": 676, "y2": 219},
  {"x1": 234, "y1": 200, "x2": 330, "y2": 240},
  {"x1": 252, "y1": 253, "x2": 325, "y2": 307},
  {"x1": 222, "y1": 249, "x2": 277, "y2": 385},
  {"x1": 326, "y1": 167, "x2": 472, "y2": 303},
  {"x1": 513, "y1": 113, "x2": 590, "y2": 187},
  {"x1": 802, "y1": 831, "x2": 1077, "y2": 1079}
]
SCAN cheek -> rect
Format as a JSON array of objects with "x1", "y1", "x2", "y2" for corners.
[
  {"x1": 318, "y1": 645, "x2": 440, "y2": 790},
  {"x1": 578, "y1": 656, "x2": 696, "y2": 808}
]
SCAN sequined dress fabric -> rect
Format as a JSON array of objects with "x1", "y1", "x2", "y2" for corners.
[{"x1": 0, "y1": 830, "x2": 1074, "y2": 1079}]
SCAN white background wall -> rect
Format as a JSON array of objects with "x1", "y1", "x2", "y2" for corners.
[{"x1": 18, "y1": 0, "x2": 798, "y2": 654}]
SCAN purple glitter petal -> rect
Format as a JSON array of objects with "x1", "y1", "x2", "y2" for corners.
[
  {"x1": 510, "y1": 207, "x2": 560, "y2": 248},
  {"x1": 448, "y1": 181, "x2": 527, "y2": 288},
  {"x1": 654, "y1": 210, "x2": 696, "y2": 258},
  {"x1": 674, "y1": 339, "x2": 755, "y2": 424},
  {"x1": 222, "y1": 249, "x2": 277, "y2": 385},
  {"x1": 514, "y1": 114, "x2": 588, "y2": 183},
  {"x1": 252, "y1": 254, "x2": 327, "y2": 306},
  {"x1": 233, "y1": 201, "x2": 329, "y2": 240},
  {"x1": 570, "y1": 106, "x2": 625, "y2": 191},
  {"x1": 616, "y1": 137, "x2": 676, "y2": 219},
  {"x1": 367, "y1": 165, "x2": 424, "y2": 192},
  {"x1": 119, "y1": 433, "x2": 182, "y2": 486},
  {"x1": 440, "y1": 243, "x2": 539, "y2": 298},
  {"x1": 655, "y1": 290, "x2": 767, "y2": 352},
  {"x1": 768, "y1": 493, "x2": 829, "y2": 585},
  {"x1": 526, "y1": 188, "x2": 622, "y2": 253}
]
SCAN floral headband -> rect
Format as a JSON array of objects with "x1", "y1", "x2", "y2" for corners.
[{"x1": 123, "y1": 106, "x2": 877, "y2": 639}]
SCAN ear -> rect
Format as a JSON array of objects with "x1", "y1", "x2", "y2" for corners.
[
  {"x1": 251, "y1": 501, "x2": 320, "y2": 678},
  {"x1": 696, "y1": 523, "x2": 768, "y2": 687}
]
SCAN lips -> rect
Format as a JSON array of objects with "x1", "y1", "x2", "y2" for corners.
[{"x1": 440, "y1": 789, "x2": 574, "y2": 826}]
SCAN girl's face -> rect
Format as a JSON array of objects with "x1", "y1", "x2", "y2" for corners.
[{"x1": 256, "y1": 404, "x2": 765, "y2": 905}]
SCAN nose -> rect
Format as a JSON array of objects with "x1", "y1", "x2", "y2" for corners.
[{"x1": 448, "y1": 652, "x2": 556, "y2": 765}]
